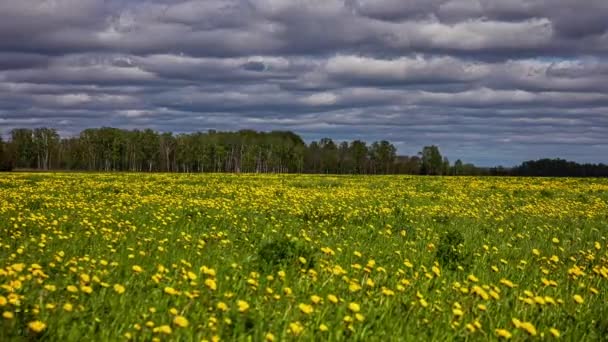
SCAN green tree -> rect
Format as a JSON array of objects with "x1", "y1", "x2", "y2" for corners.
[{"x1": 420, "y1": 145, "x2": 443, "y2": 175}]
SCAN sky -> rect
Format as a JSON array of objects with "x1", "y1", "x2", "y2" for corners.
[{"x1": 1, "y1": 0, "x2": 608, "y2": 166}]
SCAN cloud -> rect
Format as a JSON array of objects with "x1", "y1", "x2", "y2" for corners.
[{"x1": 1, "y1": 0, "x2": 608, "y2": 165}]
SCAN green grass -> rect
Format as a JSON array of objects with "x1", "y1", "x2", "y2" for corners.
[{"x1": 0, "y1": 173, "x2": 607, "y2": 341}]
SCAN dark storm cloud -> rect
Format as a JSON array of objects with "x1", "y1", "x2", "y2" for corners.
[{"x1": 1, "y1": 0, "x2": 608, "y2": 165}]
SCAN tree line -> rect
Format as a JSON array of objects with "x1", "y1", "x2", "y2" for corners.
[
  {"x1": 0, "y1": 127, "x2": 474, "y2": 175},
  {"x1": 1, "y1": 127, "x2": 606, "y2": 177}
]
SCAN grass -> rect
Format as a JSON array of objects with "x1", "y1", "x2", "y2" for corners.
[{"x1": 0, "y1": 173, "x2": 607, "y2": 341}]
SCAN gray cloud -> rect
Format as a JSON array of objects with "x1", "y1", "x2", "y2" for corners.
[{"x1": 1, "y1": 0, "x2": 608, "y2": 165}]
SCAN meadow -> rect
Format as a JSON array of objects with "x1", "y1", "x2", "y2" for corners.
[{"x1": 0, "y1": 173, "x2": 607, "y2": 341}]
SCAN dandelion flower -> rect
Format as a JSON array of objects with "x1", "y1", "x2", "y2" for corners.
[
  {"x1": 28, "y1": 321, "x2": 46, "y2": 333},
  {"x1": 173, "y1": 315, "x2": 189, "y2": 328},
  {"x1": 237, "y1": 300, "x2": 250, "y2": 313}
]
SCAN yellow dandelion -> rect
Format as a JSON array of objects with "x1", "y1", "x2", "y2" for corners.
[
  {"x1": 495, "y1": 329, "x2": 512, "y2": 339},
  {"x1": 205, "y1": 278, "x2": 217, "y2": 291},
  {"x1": 237, "y1": 300, "x2": 250, "y2": 313},
  {"x1": 173, "y1": 315, "x2": 189, "y2": 328},
  {"x1": 348, "y1": 302, "x2": 360, "y2": 312},
  {"x1": 113, "y1": 284, "x2": 125, "y2": 294},
  {"x1": 217, "y1": 302, "x2": 229, "y2": 312},
  {"x1": 298, "y1": 303, "x2": 314, "y2": 314},
  {"x1": 28, "y1": 320, "x2": 47, "y2": 333},
  {"x1": 327, "y1": 294, "x2": 338, "y2": 304}
]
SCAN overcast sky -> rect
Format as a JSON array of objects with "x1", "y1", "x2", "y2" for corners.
[{"x1": 1, "y1": 0, "x2": 607, "y2": 166}]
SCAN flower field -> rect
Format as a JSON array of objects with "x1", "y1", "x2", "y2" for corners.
[{"x1": 1, "y1": 173, "x2": 607, "y2": 341}]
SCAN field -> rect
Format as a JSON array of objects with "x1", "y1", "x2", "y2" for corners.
[{"x1": 1, "y1": 173, "x2": 607, "y2": 341}]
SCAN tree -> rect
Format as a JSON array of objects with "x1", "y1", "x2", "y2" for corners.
[
  {"x1": 350, "y1": 140, "x2": 368, "y2": 174},
  {"x1": 453, "y1": 159, "x2": 464, "y2": 175},
  {"x1": 11, "y1": 128, "x2": 35, "y2": 168},
  {"x1": 0, "y1": 135, "x2": 11, "y2": 171},
  {"x1": 420, "y1": 145, "x2": 443, "y2": 175},
  {"x1": 370, "y1": 140, "x2": 396, "y2": 174},
  {"x1": 442, "y1": 157, "x2": 450, "y2": 176},
  {"x1": 33, "y1": 128, "x2": 59, "y2": 170}
]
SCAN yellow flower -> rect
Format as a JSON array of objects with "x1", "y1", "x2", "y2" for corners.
[
  {"x1": 66, "y1": 285, "x2": 78, "y2": 293},
  {"x1": 355, "y1": 313, "x2": 365, "y2": 322},
  {"x1": 495, "y1": 329, "x2": 512, "y2": 339},
  {"x1": 164, "y1": 287, "x2": 179, "y2": 295},
  {"x1": 173, "y1": 315, "x2": 189, "y2": 328},
  {"x1": 288, "y1": 321, "x2": 304, "y2": 335},
  {"x1": 573, "y1": 294, "x2": 584, "y2": 304},
  {"x1": 452, "y1": 308, "x2": 464, "y2": 317},
  {"x1": 0, "y1": 296, "x2": 6, "y2": 306},
  {"x1": 80, "y1": 274, "x2": 90, "y2": 283},
  {"x1": 63, "y1": 303, "x2": 73, "y2": 312},
  {"x1": 217, "y1": 302, "x2": 229, "y2": 312},
  {"x1": 319, "y1": 324, "x2": 329, "y2": 332},
  {"x1": 205, "y1": 278, "x2": 218, "y2": 291},
  {"x1": 520, "y1": 322, "x2": 537, "y2": 336},
  {"x1": 132, "y1": 265, "x2": 143, "y2": 273},
  {"x1": 298, "y1": 303, "x2": 314, "y2": 314},
  {"x1": 154, "y1": 325, "x2": 172, "y2": 334},
  {"x1": 499, "y1": 279, "x2": 516, "y2": 288},
  {"x1": 327, "y1": 294, "x2": 338, "y2": 304},
  {"x1": 81, "y1": 285, "x2": 93, "y2": 294},
  {"x1": 550, "y1": 328, "x2": 561, "y2": 337},
  {"x1": 265, "y1": 332, "x2": 275, "y2": 341},
  {"x1": 348, "y1": 302, "x2": 360, "y2": 313},
  {"x1": 113, "y1": 284, "x2": 125, "y2": 294},
  {"x1": 310, "y1": 295, "x2": 322, "y2": 304},
  {"x1": 349, "y1": 283, "x2": 362, "y2": 292},
  {"x1": 3, "y1": 311, "x2": 14, "y2": 319},
  {"x1": 237, "y1": 300, "x2": 250, "y2": 313},
  {"x1": 28, "y1": 320, "x2": 47, "y2": 333},
  {"x1": 467, "y1": 274, "x2": 479, "y2": 282}
]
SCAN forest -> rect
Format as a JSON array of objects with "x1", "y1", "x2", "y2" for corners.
[{"x1": 0, "y1": 127, "x2": 607, "y2": 177}]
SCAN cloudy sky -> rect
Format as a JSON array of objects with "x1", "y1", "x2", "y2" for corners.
[{"x1": 1, "y1": 0, "x2": 608, "y2": 165}]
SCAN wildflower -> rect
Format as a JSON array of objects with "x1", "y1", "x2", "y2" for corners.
[
  {"x1": 288, "y1": 321, "x2": 304, "y2": 335},
  {"x1": 298, "y1": 303, "x2": 314, "y2": 314},
  {"x1": 205, "y1": 278, "x2": 217, "y2": 291},
  {"x1": 348, "y1": 302, "x2": 360, "y2": 312},
  {"x1": 311, "y1": 295, "x2": 322, "y2": 304},
  {"x1": 164, "y1": 287, "x2": 179, "y2": 295},
  {"x1": 237, "y1": 300, "x2": 250, "y2": 313},
  {"x1": 265, "y1": 332, "x2": 275, "y2": 341},
  {"x1": 327, "y1": 294, "x2": 338, "y2": 304},
  {"x1": 113, "y1": 284, "x2": 125, "y2": 294},
  {"x1": 132, "y1": 265, "x2": 143, "y2": 273},
  {"x1": 319, "y1": 324, "x2": 329, "y2": 332},
  {"x1": 573, "y1": 294, "x2": 584, "y2": 304},
  {"x1": 495, "y1": 329, "x2": 512, "y2": 339},
  {"x1": 28, "y1": 321, "x2": 47, "y2": 333},
  {"x1": 154, "y1": 325, "x2": 172, "y2": 334},
  {"x1": 3, "y1": 311, "x2": 14, "y2": 319},
  {"x1": 217, "y1": 302, "x2": 229, "y2": 312},
  {"x1": 173, "y1": 315, "x2": 189, "y2": 328},
  {"x1": 550, "y1": 328, "x2": 561, "y2": 338}
]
